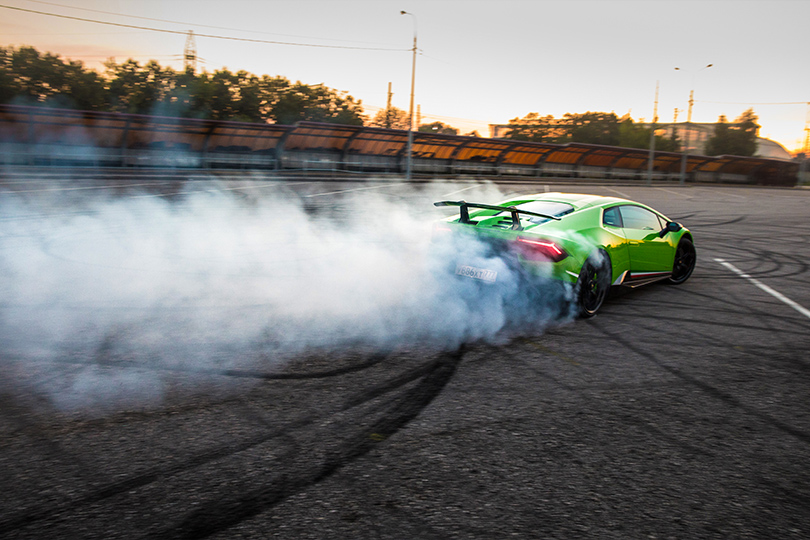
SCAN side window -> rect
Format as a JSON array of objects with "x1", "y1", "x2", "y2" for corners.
[
  {"x1": 602, "y1": 206, "x2": 623, "y2": 227},
  {"x1": 619, "y1": 205, "x2": 662, "y2": 230}
]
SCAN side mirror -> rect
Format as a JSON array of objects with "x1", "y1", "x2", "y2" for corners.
[{"x1": 659, "y1": 221, "x2": 682, "y2": 237}]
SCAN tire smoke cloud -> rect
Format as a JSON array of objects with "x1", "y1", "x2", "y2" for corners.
[{"x1": 0, "y1": 179, "x2": 572, "y2": 413}]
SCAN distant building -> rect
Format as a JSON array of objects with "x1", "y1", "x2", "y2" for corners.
[
  {"x1": 489, "y1": 121, "x2": 793, "y2": 161},
  {"x1": 755, "y1": 138, "x2": 794, "y2": 160},
  {"x1": 640, "y1": 123, "x2": 793, "y2": 161}
]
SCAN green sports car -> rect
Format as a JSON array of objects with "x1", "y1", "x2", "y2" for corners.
[{"x1": 433, "y1": 192, "x2": 696, "y2": 317}]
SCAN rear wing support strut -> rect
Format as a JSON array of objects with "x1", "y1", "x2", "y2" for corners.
[{"x1": 433, "y1": 200, "x2": 561, "y2": 231}]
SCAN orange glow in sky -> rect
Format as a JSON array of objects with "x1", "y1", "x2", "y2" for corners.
[{"x1": 1, "y1": 0, "x2": 808, "y2": 152}]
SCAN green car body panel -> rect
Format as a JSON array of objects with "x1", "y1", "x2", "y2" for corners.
[{"x1": 434, "y1": 192, "x2": 695, "y2": 314}]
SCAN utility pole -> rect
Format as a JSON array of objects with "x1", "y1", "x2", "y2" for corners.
[
  {"x1": 675, "y1": 63, "x2": 713, "y2": 185},
  {"x1": 183, "y1": 30, "x2": 197, "y2": 73},
  {"x1": 385, "y1": 82, "x2": 393, "y2": 128},
  {"x1": 400, "y1": 11, "x2": 417, "y2": 181},
  {"x1": 646, "y1": 81, "x2": 659, "y2": 186},
  {"x1": 679, "y1": 89, "x2": 695, "y2": 185}
]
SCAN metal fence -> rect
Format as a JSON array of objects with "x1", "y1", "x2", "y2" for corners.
[{"x1": 0, "y1": 104, "x2": 799, "y2": 186}]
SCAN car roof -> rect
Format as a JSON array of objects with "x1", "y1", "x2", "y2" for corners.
[{"x1": 517, "y1": 192, "x2": 628, "y2": 210}]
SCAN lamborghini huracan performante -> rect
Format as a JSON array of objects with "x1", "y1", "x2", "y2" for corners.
[{"x1": 433, "y1": 193, "x2": 696, "y2": 317}]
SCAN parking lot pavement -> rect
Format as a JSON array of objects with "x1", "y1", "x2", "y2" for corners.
[{"x1": 1, "y1": 176, "x2": 809, "y2": 539}]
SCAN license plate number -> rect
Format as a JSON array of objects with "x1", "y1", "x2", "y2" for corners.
[{"x1": 455, "y1": 265, "x2": 497, "y2": 283}]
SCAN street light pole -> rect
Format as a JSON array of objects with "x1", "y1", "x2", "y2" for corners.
[
  {"x1": 400, "y1": 11, "x2": 417, "y2": 181},
  {"x1": 646, "y1": 80, "x2": 659, "y2": 186},
  {"x1": 676, "y1": 64, "x2": 712, "y2": 185}
]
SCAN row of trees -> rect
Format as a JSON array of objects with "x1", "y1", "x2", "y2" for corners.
[
  {"x1": 704, "y1": 109, "x2": 760, "y2": 156},
  {"x1": 367, "y1": 105, "x2": 462, "y2": 135},
  {"x1": 1, "y1": 46, "x2": 366, "y2": 125},
  {"x1": 1, "y1": 46, "x2": 470, "y2": 134},
  {"x1": 503, "y1": 109, "x2": 761, "y2": 157},
  {"x1": 1, "y1": 46, "x2": 760, "y2": 156},
  {"x1": 504, "y1": 111, "x2": 680, "y2": 152}
]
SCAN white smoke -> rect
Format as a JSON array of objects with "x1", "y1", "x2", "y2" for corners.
[{"x1": 0, "y1": 178, "x2": 573, "y2": 414}]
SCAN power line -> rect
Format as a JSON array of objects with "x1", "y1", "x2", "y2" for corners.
[
  {"x1": 22, "y1": 0, "x2": 398, "y2": 48},
  {"x1": 698, "y1": 100, "x2": 808, "y2": 106},
  {"x1": 0, "y1": 4, "x2": 408, "y2": 52}
]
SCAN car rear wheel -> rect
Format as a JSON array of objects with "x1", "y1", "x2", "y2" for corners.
[
  {"x1": 577, "y1": 252, "x2": 611, "y2": 318},
  {"x1": 668, "y1": 237, "x2": 696, "y2": 285}
]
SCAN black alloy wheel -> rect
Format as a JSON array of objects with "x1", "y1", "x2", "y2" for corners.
[
  {"x1": 577, "y1": 252, "x2": 611, "y2": 318},
  {"x1": 668, "y1": 237, "x2": 696, "y2": 285}
]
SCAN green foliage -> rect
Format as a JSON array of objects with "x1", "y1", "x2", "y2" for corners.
[
  {"x1": 104, "y1": 59, "x2": 172, "y2": 114},
  {"x1": 705, "y1": 109, "x2": 759, "y2": 156},
  {"x1": 504, "y1": 112, "x2": 567, "y2": 143},
  {"x1": 0, "y1": 46, "x2": 366, "y2": 126},
  {"x1": 369, "y1": 106, "x2": 410, "y2": 129},
  {"x1": 270, "y1": 82, "x2": 365, "y2": 125},
  {"x1": 1, "y1": 46, "x2": 763, "y2": 145},
  {"x1": 660, "y1": 129, "x2": 681, "y2": 152},
  {"x1": 616, "y1": 118, "x2": 680, "y2": 152},
  {"x1": 617, "y1": 118, "x2": 649, "y2": 149},
  {"x1": 565, "y1": 111, "x2": 620, "y2": 145},
  {"x1": 418, "y1": 121, "x2": 458, "y2": 135},
  {"x1": 505, "y1": 110, "x2": 685, "y2": 152},
  {"x1": 1, "y1": 46, "x2": 106, "y2": 109}
]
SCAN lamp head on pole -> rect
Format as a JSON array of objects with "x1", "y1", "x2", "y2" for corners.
[
  {"x1": 400, "y1": 11, "x2": 416, "y2": 35},
  {"x1": 674, "y1": 64, "x2": 713, "y2": 71}
]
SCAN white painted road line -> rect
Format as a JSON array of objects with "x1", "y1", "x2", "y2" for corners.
[
  {"x1": 129, "y1": 181, "x2": 314, "y2": 199},
  {"x1": 715, "y1": 258, "x2": 810, "y2": 320},
  {"x1": 655, "y1": 187, "x2": 691, "y2": 198},
  {"x1": 442, "y1": 184, "x2": 483, "y2": 197},
  {"x1": 7, "y1": 182, "x2": 164, "y2": 194},
  {"x1": 304, "y1": 183, "x2": 405, "y2": 198},
  {"x1": 605, "y1": 187, "x2": 630, "y2": 198}
]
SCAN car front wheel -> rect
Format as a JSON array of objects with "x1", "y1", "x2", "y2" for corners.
[
  {"x1": 668, "y1": 237, "x2": 696, "y2": 285},
  {"x1": 577, "y1": 252, "x2": 611, "y2": 318}
]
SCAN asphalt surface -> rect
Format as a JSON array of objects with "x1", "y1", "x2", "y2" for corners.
[{"x1": 1, "y1": 170, "x2": 809, "y2": 539}]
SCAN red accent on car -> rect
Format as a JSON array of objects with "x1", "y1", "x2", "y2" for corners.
[
  {"x1": 515, "y1": 236, "x2": 569, "y2": 262},
  {"x1": 431, "y1": 223, "x2": 454, "y2": 241}
]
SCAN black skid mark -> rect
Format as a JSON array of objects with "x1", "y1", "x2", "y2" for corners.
[
  {"x1": 0, "y1": 353, "x2": 390, "y2": 536},
  {"x1": 590, "y1": 321, "x2": 810, "y2": 445},
  {"x1": 28, "y1": 350, "x2": 388, "y2": 382},
  {"x1": 160, "y1": 347, "x2": 465, "y2": 540}
]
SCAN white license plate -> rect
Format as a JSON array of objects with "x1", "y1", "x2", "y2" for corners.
[{"x1": 455, "y1": 265, "x2": 497, "y2": 283}]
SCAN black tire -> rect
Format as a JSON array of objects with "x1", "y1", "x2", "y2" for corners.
[
  {"x1": 577, "y1": 252, "x2": 611, "y2": 318},
  {"x1": 668, "y1": 237, "x2": 696, "y2": 285}
]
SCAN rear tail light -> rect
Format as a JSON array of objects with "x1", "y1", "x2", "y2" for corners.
[
  {"x1": 431, "y1": 222, "x2": 454, "y2": 241},
  {"x1": 515, "y1": 236, "x2": 568, "y2": 262}
]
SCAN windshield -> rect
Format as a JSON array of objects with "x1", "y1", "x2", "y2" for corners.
[{"x1": 509, "y1": 201, "x2": 575, "y2": 224}]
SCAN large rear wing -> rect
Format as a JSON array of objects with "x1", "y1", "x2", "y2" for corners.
[{"x1": 433, "y1": 200, "x2": 561, "y2": 231}]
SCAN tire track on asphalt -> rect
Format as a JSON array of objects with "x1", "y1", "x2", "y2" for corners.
[
  {"x1": 497, "y1": 341, "x2": 715, "y2": 459},
  {"x1": 0, "y1": 349, "x2": 464, "y2": 538},
  {"x1": 159, "y1": 347, "x2": 465, "y2": 540},
  {"x1": 0, "y1": 351, "x2": 382, "y2": 535},
  {"x1": 590, "y1": 321, "x2": 810, "y2": 445}
]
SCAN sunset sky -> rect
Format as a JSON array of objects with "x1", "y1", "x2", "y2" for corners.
[{"x1": 2, "y1": 0, "x2": 808, "y2": 152}]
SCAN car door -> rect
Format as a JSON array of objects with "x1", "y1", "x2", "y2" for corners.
[{"x1": 618, "y1": 205, "x2": 674, "y2": 274}]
